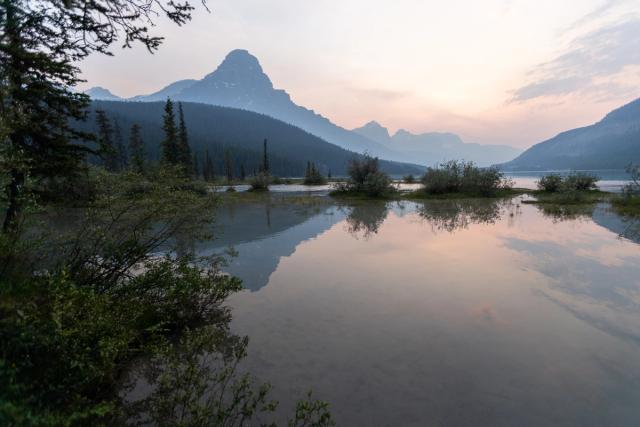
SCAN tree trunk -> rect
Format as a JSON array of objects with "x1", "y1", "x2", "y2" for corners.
[{"x1": 3, "y1": 169, "x2": 25, "y2": 234}]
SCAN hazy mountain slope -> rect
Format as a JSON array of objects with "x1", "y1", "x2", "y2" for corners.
[
  {"x1": 353, "y1": 121, "x2": 522, "y2": 167},
  {"x1": 86, "y1": 49, "x2": 526, "y2": 167},
  {"x1": 500, "y1": 98, "x2": 640, "y2": 171},
  {"x1": 130, "y1": 49, "x2": 396, "y2": 158},
  {"x1": 83, "y1": 100, "x2": 424, "y2": 177},
  {"x1": 129, "y1": 79, "x2": 197, "y2": 102},
  {"x1": 84, "y1": 87, "x2": 122, "y2": 101}
]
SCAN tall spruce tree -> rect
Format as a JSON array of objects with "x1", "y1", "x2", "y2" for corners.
[
  {"x1": 262, "y1": 138, "x2": 270, "y2": 173},
  {"x1": 161, "y1": 98, "x2": 179, "y2": 165},
  {"x1": 114, "y1": 121, "x2": 128, "y2": 171},
  {"x1": 95, "y1": 110, "x2": 118, "y2": 172},
  {"x1": 128, "y1": 123, "x2": 145, "y2": 174},
  {"x1": 177, "y1": 102, "x2": 192, "y2": 173},
  {"x1": 224, "y1": 149, "x2": 234, "y2": 184},
  {"x1": 204, "y1": 150, "x2": 214, "y2": 182},
  {"x1": 0, "y1": 0, "x2": 207, "y2": 233},
  {"x1": 192, "y1": 151, "x2": 199, "y2": 179}
]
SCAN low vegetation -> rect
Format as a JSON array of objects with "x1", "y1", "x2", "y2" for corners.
[
  {"x1": 0, "y1": 170, "x2": 333, "y2": 426},
  {"x1": 248, "y1": 171, "x2": 271, "y2": 191},
  {"x1": 529, "y1": 171, "x2": 605, "y2": 205},
  {"x1": 536, "y1": 171, "x2": 599, "y2": 192},
  {"x1": 403, "y1": 174, "x2": 416, "y2": 184},
  {"x1": 418, "y1": 160, "x2": 513, "y2": 197},
  {"x1": 613, "y1": 164, "x2": 640, "y2": 217},
  {"x1": 331, "y1": 154, "x2": 395, "y2": 198},
  {"x1": 303, "y1": 161, "x2": 328, "y2": 185}
]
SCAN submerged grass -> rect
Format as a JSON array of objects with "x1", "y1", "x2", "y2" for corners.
[
  {"x1": 403, "y1": 187, "x2": 529, "y2": 200},
  {"x1": 523, "y1": 189, "x2": 611, "y2": 205},
  {"x1": 612, "y1": 196, "x2": 640, "y2": 217}
]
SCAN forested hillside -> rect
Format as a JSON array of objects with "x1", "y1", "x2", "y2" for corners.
[{"x1": 82, "y1": 101, "x2": 423, "y2": 177}]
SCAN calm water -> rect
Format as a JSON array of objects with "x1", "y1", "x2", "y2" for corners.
[{"x1": 200, "y1": 195, "x2": 640, "y2": 426}]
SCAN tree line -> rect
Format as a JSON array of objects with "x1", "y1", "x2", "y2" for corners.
[{"x1": 93, "y1": 98, "x2": 276, "y2": 183}]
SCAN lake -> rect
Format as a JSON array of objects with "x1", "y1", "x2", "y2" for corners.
[{"x1": 199, "y1": 194, "x2": 640, "y2": 426}]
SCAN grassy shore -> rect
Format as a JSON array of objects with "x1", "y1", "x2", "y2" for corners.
[
  {"x1": 522, "y1": 189, "x2": 612, "y2": 205},
  {"x1": 612, "y1": 196, "x2": 640, "y2": 217}
]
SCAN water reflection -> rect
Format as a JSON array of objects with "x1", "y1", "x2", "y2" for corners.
[
  {"x1": 343, "y1": 201, "x2": 389, "y2": 240},
  {"x1": 592, "y1": 205, "x2": 640, "y2": 244},
  {"x1": 533, "y1": 202, "x2": 596, "y2": 223},
  {"x1": 416, "y1": 198, "x2": 520, "y2": 232},
  {"x1": 219, "y1": 195, "x2": 640, "y2": 427},
  {"x1": 195, "y1": 197, "x2": 344, "y2": 291}
]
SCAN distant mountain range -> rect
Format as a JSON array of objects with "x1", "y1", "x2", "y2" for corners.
[
  {"x1": 353, "y1": 121, "x2": 521, "y2": 167},
  {"x1": 82, "y1": 100, "x2": 424, "y2": 177},
  {"x1": 84, "y1": 49, "x2": 521, "y2": 167},
  {"x1": 500, "y1": 98, "x2": 640, "y2": 171}
]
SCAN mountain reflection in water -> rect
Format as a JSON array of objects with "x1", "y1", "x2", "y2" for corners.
[{"x1": 198, "y1": 195, "x2": 640, "y2": 426}]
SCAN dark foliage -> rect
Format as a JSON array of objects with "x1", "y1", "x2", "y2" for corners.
[
  {"x1": 78, "y1": 101, "x2": 425, "y2": 178},
  {"x1": 421, "y1": 160, "x2": 512, "y2": 196},
  {"x1": 304, "y1": 161, "x2": 327, "y2": 185},
  {"x1": 333, "y1": 154, "x2": 394, "y2": 197}
]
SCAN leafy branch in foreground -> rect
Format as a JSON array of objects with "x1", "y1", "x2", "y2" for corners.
[
  {"x1": 0, "y1": 171, "x2": 333, "y2": 426},
  {"x1": 128, "y1": 326, "x2": 334, "y2": 427},
  {"x1": 1, "y1": 0, "x2": 207, "y2": 232}
]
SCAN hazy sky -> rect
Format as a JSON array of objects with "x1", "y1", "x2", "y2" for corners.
[{"x1": 79, "y1": 0, "x2": 640, "y2": 149}]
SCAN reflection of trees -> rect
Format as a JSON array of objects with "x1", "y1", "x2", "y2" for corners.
[
  {"x1": 416, "y1": 199, "x2": 518, "y2": 233},
  {"x1": 620, "y1": 216, "x2": 640, "y2": 243},
  {"x1": 534, "y1": 203, "x2": 596, "y2": 223},
  {"x1": 344, "y1": 201, "x2": 390, "y2": 239},
  {"x1": 127, "y1": 306, "x2": 333, "y2": 426}
]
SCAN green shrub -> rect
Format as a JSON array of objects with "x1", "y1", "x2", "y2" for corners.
[
  {"x1": 623, "y1": 164, "x2": 640, "y2": 197},
  {"x1": 403, "y1": 174, "x2": 416, "y2": 184},
  {"x1": 303, "y1": 161, "x2": 327, "y2": 185},
  {"x1": 331, "y1": 154, "x2": 394, "y2": 197},
  {"x1": 536, "y1": 171, "x2": 598, "y2": 193},
  {"x1": 249, "y1": 172, "x2": 271, "y2": 191},
  {"x1": 421, "y1": 160, "x2": 512, "y2": 196},
  {"x1": 537, "y1": 174, "x2": 563, "y2": 192},
  {"x1": 564, "y1": 172, "x2": 598, "y2": 191},
  {"x1": 0, "y1": 171, "x2": 334, "y2": 426}
]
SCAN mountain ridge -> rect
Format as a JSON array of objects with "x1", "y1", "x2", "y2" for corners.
[
  {"x1": 85, "y1": 49, "x2": 523, "y2": 167},
  {"x1": 499, "y1": 97, "x2": 640, "y2": 171},
  {"x1": 353, "y1": 121, "x2": 521, "y2": 167}
]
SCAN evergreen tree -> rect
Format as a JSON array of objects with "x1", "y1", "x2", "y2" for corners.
[
  {"x1": 0, "y1": 0, "x2": 206, "y2": 232},
  {"x1": 224, "y1": 149, "x2": 234, "y2": 184},
  {"x1": 95, "y1": 110, "x2": 118, "y2": 172},
  {"x1": 177, "y1": 103, "x2": 192, "y2": 172},
  {"x1": 114, "y1": 121, "x2": 128, "y2": 171},
  {"x1": 204, "y1": 150, "x2": 214, "y2": 182},
  {"x1": 192, "y1": 152, "x2": 199, "y2": 179},
  {"x1": 161, "y1": 98, "x2": 179, "y2": 165},
  {"x1": 240, "y1": 163, "x2": 246, "y2": 181},
  {"x1": 303, "y1": 160, "x2": 327, "y2": 185},
  {"x1": 1, "y1": 1, "x2": 88, "y2": 231},
  {"x1": 128, "y1": 123, "x2": 145, "y2": 174},
  {"x1": 262, "y1": 138, "x2": 270, "y2": 173}
]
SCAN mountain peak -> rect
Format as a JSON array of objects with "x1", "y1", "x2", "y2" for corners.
[
  {"x1": 84, "y1": 86, "x2": 122, "y2": 101},
  {"x1": 201, "y1": 49, "x2": 273, "y2": 90},
  {"x1": 353, "y1": 121, "x2": 391, "y2": 144}
]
